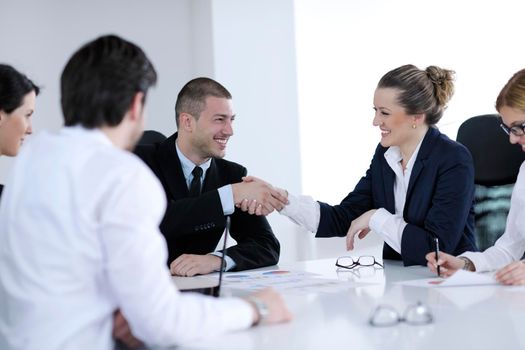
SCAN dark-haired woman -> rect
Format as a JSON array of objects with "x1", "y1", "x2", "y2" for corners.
[{"x1": 0, "y1": 64, "x2": 39, "y2": 196}]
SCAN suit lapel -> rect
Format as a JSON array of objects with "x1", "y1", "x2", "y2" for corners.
[
  {"x1": 157, "y1": 132, "x2": 190, "y2": 199},
  {"x1": 405, "y1": 127, "x2": 440, "y2": 206}
]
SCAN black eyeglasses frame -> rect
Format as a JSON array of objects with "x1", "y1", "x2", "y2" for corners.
[{"x1": 335, "y1": 255, "x2": 384, "y2": 270}]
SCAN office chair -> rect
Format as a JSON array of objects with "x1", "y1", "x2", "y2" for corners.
[
  {"x1": 137, "y1": 130, "x2": 167, "y2": 146},
  {"x1": 457, "y1": 114, "x2": 525, "y2": 251}
]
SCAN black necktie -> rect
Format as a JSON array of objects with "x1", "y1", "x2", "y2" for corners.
[{"x1": 188, "y1": 166, "x2": 203, "y2": 197}]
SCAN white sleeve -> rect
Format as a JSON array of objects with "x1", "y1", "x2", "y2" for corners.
[
  {"x1": 100, "y1": 165, "x2": 253, "y2": 347},
  {"x1": 461, "y1": 184, "x2": 525, "y2": 272},
  {"x1": 279, "y1": 192, "x2": 320, "y2": 233},
  {"x1": 369, "y1": 208, "x2": 407, "y2": 254}
]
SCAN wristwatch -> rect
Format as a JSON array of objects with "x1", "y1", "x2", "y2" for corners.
[
  {"x1": 247, "y1": 297, "x2": 269, "y2": 326},
  {"x1": 459, "y1": 256, "x2": 475, "y2": 271}
]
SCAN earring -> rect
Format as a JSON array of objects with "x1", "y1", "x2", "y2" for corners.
[{"x1": 412, "y1": 124, "x2": 417, "y2": 129}]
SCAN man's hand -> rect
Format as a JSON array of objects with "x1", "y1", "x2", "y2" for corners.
[
  {"x1": 233, "y1": 176, "x2": 289, "y2": 216},
  {"x1": 425, "y1": 251, "x2": 466, "y2": 277},
  {"x1": 245, "y1": 288, "x2": 292, "y2": 325},
  {"x1": 346, "y1": 209, "x2": 376, "y2": 250},
  {"x1": 113, "y1": 309, "x2": 143, "y2": 349},
  {"x1": 170, "y1": 254, "x2": 222, "y2": 276},
  {"x1": 495, "y1": 261, "x2": 525, "y2": 285}
]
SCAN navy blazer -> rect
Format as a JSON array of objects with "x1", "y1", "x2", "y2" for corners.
[
  {"x1": 134, "y1": 132, "x2": 280, "y2": 271},
  {"x1": 317, "y1": 127, "x2": 478, "y2": 266}
]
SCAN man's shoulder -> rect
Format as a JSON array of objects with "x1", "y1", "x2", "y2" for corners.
[
  {"x1": 99, "y1": 146, "x2": 156, "y2": 178},
  {"x1": 213, "y1": 158, "x2": 247, "y2": 177},
  {"x1": 100, "y1": 148, "x2": 165, "y2": 198},
  {"x1": 134, "y1": 143, "x2": 159, "y2": 163}
]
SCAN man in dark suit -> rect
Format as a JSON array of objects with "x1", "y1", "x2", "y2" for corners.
[{"x1": 135, "y1": 78, "x2": 286, "y2": 276}]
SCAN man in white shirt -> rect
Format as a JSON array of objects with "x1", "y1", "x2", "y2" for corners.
[{"x1": 0, "y1": 34, "x2": 291, "y2": 350}]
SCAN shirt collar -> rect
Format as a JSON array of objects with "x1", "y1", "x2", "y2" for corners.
[
  {"x1": 384, "y1": 137, "x2": 424, "y2": 173},
  {"x1": 61, "y1": 125, "x2": 113, "y2": 147},
  {"x1": 175, "y1": 141, "x2": 212, "y2": 180}
]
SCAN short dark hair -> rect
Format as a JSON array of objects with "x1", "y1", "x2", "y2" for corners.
[
  {"x1": 61, "y1": 34, "x2": 157, "y2": 128},
  {"x1": 175, "y1": 77, "x2": 231, "y2": 127},
  {"x1": 0, "y1": 64, "x2": 40, "y2": 113},
  {"x1": 377, "y1": 64, "x2": 455, "y2": 126}
]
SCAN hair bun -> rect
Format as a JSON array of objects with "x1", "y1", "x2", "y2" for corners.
[{"x1": 425, "y1": 66, "x2": 455, "y2": 107}]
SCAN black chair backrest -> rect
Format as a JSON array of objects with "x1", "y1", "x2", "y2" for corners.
[
  {"x1": 457, "y1": 114, "x2": 525, "y2": 251},
  {"x1": 456, "y1": 114, "x2": 525, "y2": 186},
  {"x1": 137, "y1": 130, "x2": 167, "y2": 146}
]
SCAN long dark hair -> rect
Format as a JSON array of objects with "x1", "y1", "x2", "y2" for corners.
[{"x1": 0, "y1": 64, "x2": 40, "y2": 113}]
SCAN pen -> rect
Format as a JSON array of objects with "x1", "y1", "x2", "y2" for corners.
[{"x1": 434, "y1": 237, "x2": 441, "y2": 277}]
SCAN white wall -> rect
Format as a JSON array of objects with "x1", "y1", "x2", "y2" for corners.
[{"x1": 208, "y1": 0, "x2": 314, "y2": 262}]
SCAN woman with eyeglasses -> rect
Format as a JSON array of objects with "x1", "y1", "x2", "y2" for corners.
[
  {"x1": 242, "y1": 64, "x2": 477, "y2": 266},
  {"x1": 427, "y1": 68, "x2": 525, "y2": 284},
  {"x1": 0, "y1": 64, "x2": 39, "y2": 196}
]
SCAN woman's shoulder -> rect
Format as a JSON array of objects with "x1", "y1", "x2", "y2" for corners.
[{"x1": 429, "y1": 129, "x2": 473, "y2": 162}]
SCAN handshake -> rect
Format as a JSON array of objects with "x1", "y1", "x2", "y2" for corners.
[{"x1": 232, "y1": 176, "x2": 289, "y2": 216}]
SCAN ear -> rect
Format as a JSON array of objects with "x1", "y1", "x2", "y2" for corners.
[
  {"x1": 179, "y1": 112, "x2": 195, "y2": 132},
  {"x1": 0, "y1": 110, "x2": 5, "y2": 125},
  {"x1": 128, "y1": 92, "x2": 145, "y2": 122},
  {"x1": 413, "y1": 113, "x2": 425, "y2": 125}
]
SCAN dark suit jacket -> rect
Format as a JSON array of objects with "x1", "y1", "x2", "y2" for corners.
[
  {"x1": 134, "y1": 132, "x2": 280, "y2": 271},
  {"x1": 0, "y1": 184, "x2": 3, "y2": 198},
  {"x1": 317, "y1": 127, "x2": 478, "y2": 266}
]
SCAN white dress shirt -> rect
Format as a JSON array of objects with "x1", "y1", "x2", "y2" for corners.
[
  {"x1": 280, "y1": 140, "x2": 423, "y2": 254},
  {"x1": 461, "y1": 162, "x2": 525, "y2": 272},
  {"x1": 175, "y1": 143, "x2": 236, "y2": 270},
  {"x1": 0, "y1": 127, "x2": 252, "y2": 350}
]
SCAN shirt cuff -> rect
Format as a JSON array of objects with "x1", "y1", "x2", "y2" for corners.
[
  {"x1": 369, "y1": 208, "x2": 391, "y2": 233},
  {"x1": 218, "y1": 185, "x2": 234, "y2": 216},
  {"x1": 279, "y1": 192, "x2": 320, "y2": 233},
  {"x1": 459, "y1": 251, "x2": 486, "y2": 272},
  {"x1": 210, "y1": 252, "x2": 236, "y2": 271},
  {"x1": 369, "y1": 208, "x2": 406, "y2": 254}
]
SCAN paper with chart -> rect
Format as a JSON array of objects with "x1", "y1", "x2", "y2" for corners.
[
  {"x1": 396, "y1": 269, "x2": 498, "y2": 288},
  {"x1": 210, "y1": 269, "x2": 365, "y2": 294}
]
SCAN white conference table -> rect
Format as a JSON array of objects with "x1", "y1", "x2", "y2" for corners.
[{"x1": 172, "y1": 258, "x2": 525, "y2": 350}]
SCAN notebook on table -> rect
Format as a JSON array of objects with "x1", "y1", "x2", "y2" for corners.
[{"x1": 175, "y1": 216, "x2": 230, "y2": 297}]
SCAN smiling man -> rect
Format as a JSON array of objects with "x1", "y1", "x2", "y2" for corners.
[{"x1": 135, "y1": 78, "x2": 286, "y2": 276}]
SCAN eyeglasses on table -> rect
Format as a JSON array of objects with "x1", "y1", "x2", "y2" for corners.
[
  {"x1": 369, "y1": 302, "x2": 433, "y2": 327},
  {"x1": 335, "y1": 255, "x2": 384, "y2": 270},
  {"x1": 336, "y1": 265, "x2": 384, "y2": 281}
]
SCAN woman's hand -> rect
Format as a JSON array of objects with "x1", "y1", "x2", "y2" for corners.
[
  {"x1": 495, "y1": 261, "x2": 525, "y2": 285},
  {"x1": 346, "y1": 209, "x2": 376, "y2": 250},
  {"x1": 425, "y1": 251, "x2": 465, "y2": 277}
]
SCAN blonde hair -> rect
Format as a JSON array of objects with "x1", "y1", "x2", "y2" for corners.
[{"x1": 496, "y1": 69, "x2": 525, "y2": 112}]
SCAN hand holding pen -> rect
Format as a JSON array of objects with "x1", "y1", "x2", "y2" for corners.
[
  {"x1": 434, "y1": 237, "x2": 441, "y2": 277},
  {"x1": 425, "y1": 247, "x2": 466, "y2": 278}
]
